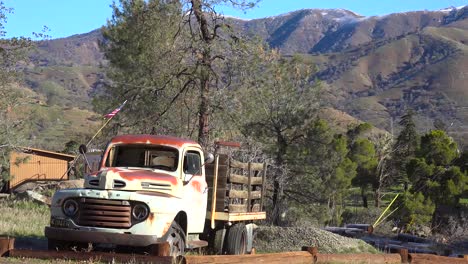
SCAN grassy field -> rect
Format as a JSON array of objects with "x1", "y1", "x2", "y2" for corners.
[{"x1": 0, "y1": 198, "x2": 49, "y2": 238}]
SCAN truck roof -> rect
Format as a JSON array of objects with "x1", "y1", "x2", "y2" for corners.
[{"x1": 110, "y1": 134, "x2": 200, "y2": 149}]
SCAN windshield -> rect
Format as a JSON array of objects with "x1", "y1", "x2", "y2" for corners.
[{"x1": 105, "y1": 144, "x2": 179, "y2": 172}]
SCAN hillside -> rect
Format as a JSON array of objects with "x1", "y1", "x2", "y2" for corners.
[{"x1": 19, "y1": 5, "x2": 468, "y2": 149}]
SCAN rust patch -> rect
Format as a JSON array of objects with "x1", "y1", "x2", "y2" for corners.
[
  {"x1": 148, "y1": 212, "x2": 156, "y2": 225},
  {"x1": 161, "y1": 221, "x2": 172, "y2": 236}
]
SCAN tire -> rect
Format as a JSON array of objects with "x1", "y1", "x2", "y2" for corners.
[
  {"x1": 225, "y1": 223, "x2": 247, "y2": 255},
  {"x1": 164, "y1": 221, "x2": 186, "y2": 256}
]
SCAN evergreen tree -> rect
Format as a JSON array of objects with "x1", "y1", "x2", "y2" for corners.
[
  {"x1": 349, "y1": 138, "x2": 377, "y2": 208},
  {"x1": 230, "y1": 51, "x2": 321, "y2": 224},
  {"x1": 98, "y1": 0, "x2": 258, "y2": 145},
  {"x1": 393, "y1": 109, "x2": 419, "y2": 190}
]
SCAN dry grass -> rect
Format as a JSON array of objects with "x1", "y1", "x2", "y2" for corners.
[{"x1": 0, "y1": 197, "x2": 50, "y2": 238}]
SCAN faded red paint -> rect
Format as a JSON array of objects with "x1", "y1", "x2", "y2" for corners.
[
  {"x1": 115, "y1": 169, "x2": 179, "y2": 185},
  {"x1": 110, "y1": 134, "x2": 199, "y2": 148},
  {"x1": 191, "y1": 180, "x2": 202, "y2": 193}
]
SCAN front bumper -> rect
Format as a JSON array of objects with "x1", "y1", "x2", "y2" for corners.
[{"x1": 45, "y1": 227, "x2": 163, "y2": 247}]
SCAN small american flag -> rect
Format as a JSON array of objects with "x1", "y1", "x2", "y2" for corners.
[{"x1": 104, "y1": 100, "x2": 127, "y2": 119}]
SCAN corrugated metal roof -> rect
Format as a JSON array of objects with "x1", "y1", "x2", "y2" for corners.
[{"x1": 20, "y1": 147, "x2": 76, "y2": 160}]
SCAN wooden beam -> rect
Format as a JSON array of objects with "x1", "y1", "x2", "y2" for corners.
[
  {"x1": 208, "y1": 211, "x2": 266, "y2": 221},
  {"x1": 316, "y1": 253, "x2": 401, "y2": 264},
  {"x1": 409, "y1": 253, "x2": 468, "y2": 264},
  {"x1": 8, "y1": 249, "x2": 174, "y2": 264},
  {"x1": 184, "y1": 251, "x2": 314, "y2": 264}
]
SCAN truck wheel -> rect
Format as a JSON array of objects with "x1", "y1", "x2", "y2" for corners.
[
  {"x1": 165, "y1": 221, "x2": 186, "y2": 256},
  {"x1": 225, "y1": 223, "x2": 247, "y2": 255}
]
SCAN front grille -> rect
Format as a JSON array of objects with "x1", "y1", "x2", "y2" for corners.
[{"x1": 77, "y1": 198, "x2": 131, "y2": 228}]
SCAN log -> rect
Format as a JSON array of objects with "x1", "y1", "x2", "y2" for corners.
[
  {"x1": 26, "y1": 190, "x2": 51, "y2": 206},
  {"x1": 409, "y1": 253, "x2": 468, "y2": 264},
  {"x1": 316, "y1": 253, "x2": 401, "y2": 264},
  {"x1": 183, "y1": 251, "x2": 314, "y2": 264},
  {"x1": 0, "y1": 237, "x2": 14, "y2": 257},
  {"x1": 8, "y1": 249, "x2": 174, "y2": 264},
  {"x1": 345, "y1": 224, "x2": 373, "y2": 234},
  {"x1": 393, "y1": 248, "x2": 409, "y2": 264},
  {"x1": 397, "y1": 233, "x2": 428, "y2": 243}
]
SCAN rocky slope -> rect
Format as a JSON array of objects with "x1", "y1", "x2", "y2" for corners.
[{"x1": 19, "y1": 5, "x2": 468, "y2": 148}]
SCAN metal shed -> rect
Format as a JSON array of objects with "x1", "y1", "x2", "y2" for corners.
[{"x1": 8, "y1": 148, "x2": 75, "y2": 191}]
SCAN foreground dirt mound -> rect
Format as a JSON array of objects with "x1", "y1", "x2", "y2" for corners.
[{"x1": 255, "y1": 226, "x2": 377, "y2": 253}]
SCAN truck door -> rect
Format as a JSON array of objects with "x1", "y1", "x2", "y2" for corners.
[{"x1": 182, "y1": 149, "x2": 208, "y2": 233}]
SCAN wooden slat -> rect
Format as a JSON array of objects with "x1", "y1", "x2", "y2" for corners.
[
  {"x1": 251, "y1": 204, "x2": 260, "y2": 212},
  {"x1": 229, "y1": 174, "x2": 263, "y2": 185},
  {"x1": 230, "y1": 160, "x2": 264, "y2": 171},
  {"x1": 207, "y1": 199, "x2": 226, "y2": 211},
  {"x1": 247, "y1": 162, "x2": 252, "y2": 212},
  {"x1": 228, "y1": 204, "x2": 248, "y2": 213},
  {"x1": 260, "y1": 162, "x2": 267, "y2": 212},
  {"x1": 228, "y1": 190, "x2": 262, "y2": 200}
]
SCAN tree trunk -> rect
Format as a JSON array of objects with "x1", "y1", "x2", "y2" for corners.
[
  {"x1": 198, "y1": 77, "x2": 210, "y2": 147},
  {"x1": 361, "y1": 188, "x2": 368, "y2": 208},
  {"x1": 374, "y1": 188, "x2": 381, "y2": 208},
  {"x1": 271, "y1": 132, "x2": 287, "y2": 226},
  {"x1": 191, "y1": 0, "x2": 212, "y2": 147}
]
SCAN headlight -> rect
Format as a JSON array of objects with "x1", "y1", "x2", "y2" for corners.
[
  {"x1": 132, "y1": 204, "x2": 149, "y2": 221},
  {"x1": 62, "y1": 199, "x2": 79, "y2": 217}
]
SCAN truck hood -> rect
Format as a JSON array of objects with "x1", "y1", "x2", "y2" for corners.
[{"x1": 84, "y1": 168, "x2": 180, "y2": 196}]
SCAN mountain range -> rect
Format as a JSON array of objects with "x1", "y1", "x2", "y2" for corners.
[{"x1": 19, "y1": 5, "x2": 468, "y2": 150}]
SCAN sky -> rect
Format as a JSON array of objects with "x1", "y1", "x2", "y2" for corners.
[{"x1": 4, "y1": 0, "x2": 468, "y2": 39}]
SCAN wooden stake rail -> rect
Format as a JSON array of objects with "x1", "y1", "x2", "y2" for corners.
[{"x1": 1, "y1": 237, "x2": 467, "y2": 264}]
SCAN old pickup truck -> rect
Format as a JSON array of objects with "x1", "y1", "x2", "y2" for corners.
[{"x1": 45, "y1": 134, "x2": 267, "y2": 256}]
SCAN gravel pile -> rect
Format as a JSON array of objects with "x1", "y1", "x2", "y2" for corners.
[{"x1": 255, "y1": 226, "x2": 378, "y2": 254}]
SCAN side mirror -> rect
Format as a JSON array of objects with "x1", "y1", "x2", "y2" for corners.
[
  {"x1": 183, "y1": 174, "x2": 194, "y2": 185},
  {"x1": 204, "y1": 153, "x2": 214, "y2": 164}
]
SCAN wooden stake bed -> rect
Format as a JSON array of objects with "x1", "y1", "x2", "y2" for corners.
[
  {"x1": 206, "y1": 211, "x2": 266, "y2": 222},
  {"x1": 206, "y1": 150, "x2": 267, "y2": 222}
]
